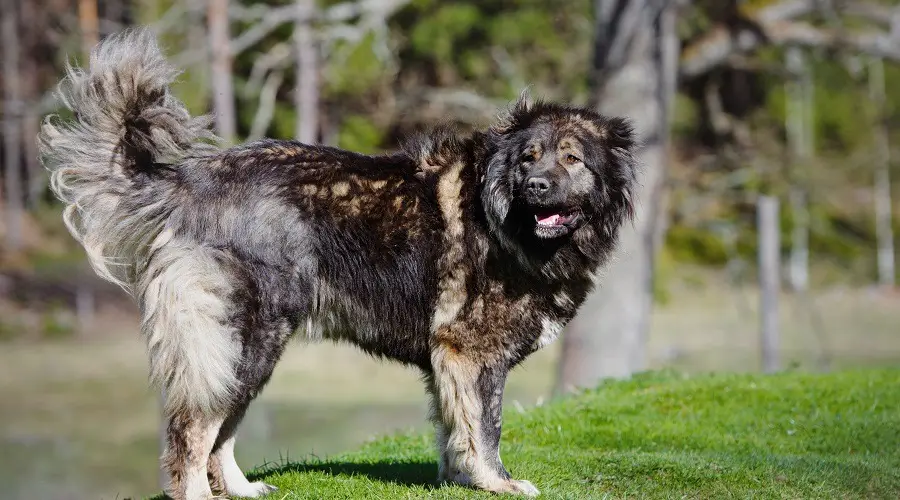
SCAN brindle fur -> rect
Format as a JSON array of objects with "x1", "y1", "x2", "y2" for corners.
[{"x1": 39, "y1": 30, "x2": 638, "y2": 498}]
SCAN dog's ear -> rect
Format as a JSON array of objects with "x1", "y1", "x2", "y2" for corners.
[
  {"x1": 490, "y1": 88, "x2": 534, "y2": 135},
  {"x1": 512, "y1": 87, "x2": 532, "y2": 116},
  {"x1": 602, "y1": 116, "x2": 639, "y2": 223},
  {"x1": 605, "y1": 116, "x2": 636, "y2": 152}
]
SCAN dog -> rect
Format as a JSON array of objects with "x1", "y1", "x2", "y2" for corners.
[{"x1": 38, "y1": 28, "x2": 638, "y2": 499}]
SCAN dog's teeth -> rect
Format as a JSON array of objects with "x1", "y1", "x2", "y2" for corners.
[{"x1": 536, "y1": 214, "x2": 560, "y2": 226}]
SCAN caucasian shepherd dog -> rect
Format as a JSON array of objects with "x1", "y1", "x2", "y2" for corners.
[{"x1": 39, "y1": 29, "x2": 638, "y2": 499}]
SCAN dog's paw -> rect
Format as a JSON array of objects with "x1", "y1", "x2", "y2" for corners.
[
  {"x1": 449, "y1": 471, "x2": 473, "y2": 486},
  {"x1": 228, "y1": 481, "x2": 277, "y2": 498},
  {"x1": 497, "y1": 479, "x2": 540, "y2": 497}
]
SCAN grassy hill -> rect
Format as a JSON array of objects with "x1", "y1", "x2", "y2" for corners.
[{"x1": 151, "y1": 369, "x2": 899, "y2": 499}]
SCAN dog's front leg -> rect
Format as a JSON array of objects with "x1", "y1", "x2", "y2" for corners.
[{"x1": 430, "y1": 341, "x2": 539, "y2": 496}]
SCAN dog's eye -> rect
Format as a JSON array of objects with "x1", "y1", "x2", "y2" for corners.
[
  {"x1": 565, "y1": 154, "x2": 581, "y2": 164},
  {"x1": 521, "y1": 152, "x2": 535, "y2": 162}
]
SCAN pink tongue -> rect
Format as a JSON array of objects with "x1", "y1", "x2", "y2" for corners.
[{"x1": 537, "y1": 214, "x2": 561, "y2": 226}]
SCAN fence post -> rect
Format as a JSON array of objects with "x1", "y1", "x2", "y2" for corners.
[{"x1": 758, "y1": 195, "x2": 780, "y2": 373}]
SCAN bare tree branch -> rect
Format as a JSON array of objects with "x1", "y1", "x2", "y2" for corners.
[
  {"x1": 769, "y1": 19, "x2": 900, "y2": 58},
  {"x1": 394, "y1": 88, "x2": 504, "y2": 126},
  {"x1": 245, "y1": 43, "x2": 292, "y2": 97},
  {"x1": 681, "y1": 9, "x2": 900, "y2": 79},
  {"x1": 149, "y1": 2, "x2": 192, "y2": 37},
  {"x1": 230, "y1": 5, "x2": 296, "y2": 57},
  {"x1": 174, "y1": 0, "x2": 410, "y2": 67},
  {"x1": 248, "y1": 71, "x2": 284, "y2": 141},
  {"x1": 40, "y1": 0, "x2": 412, "y2": 118},
  {"x1": 839, "y1": 2, "x2": 898, "y2": 30},
  {"x1": 745, "y1": 0, "x2": 818, "y2": 23}
]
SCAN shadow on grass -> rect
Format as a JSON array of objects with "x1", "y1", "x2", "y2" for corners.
[
  {"x1": 143, "y1": 460, "x2": 437, "y2": 499},
  {"x1": 249, "y1": 459, "x2": 438, "y2": 489}
]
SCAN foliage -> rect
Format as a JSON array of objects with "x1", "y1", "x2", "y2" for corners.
[
  {"x1": 666, "y1": 226, "x2": 729, "y2": 265},
  {"x1": 324, "y1": 33, "x2": 393, "y2": 99},
  {"x1": 395, "y1": 0, "x2": 592, "y2": 100},
  {"x1": 147, "y1": 369, "x2": 900, "y2": 499},
  {"x1": 337, "y1": 115, "x2": 384, "y2": 154}
]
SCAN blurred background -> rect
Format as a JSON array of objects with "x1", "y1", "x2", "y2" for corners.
[{"x1": 1, "y1": 0, "x2": 899, "y2": 499}]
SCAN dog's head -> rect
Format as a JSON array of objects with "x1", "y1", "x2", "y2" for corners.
[{"x1": 481, "y1": 93, "x2": 638, "y2": 269}]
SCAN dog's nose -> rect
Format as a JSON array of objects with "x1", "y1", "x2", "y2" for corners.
[{"x1": 526, "y1": 176, "x2": 551, "y2": 196}]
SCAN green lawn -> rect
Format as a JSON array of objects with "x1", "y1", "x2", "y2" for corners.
[{"x1": 178, "y1": 368, "x2": 900, "y2": 499}]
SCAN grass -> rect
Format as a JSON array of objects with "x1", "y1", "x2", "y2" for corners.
[{"x1": 211, "y1": 368, "x2": 900, "y2": 499}]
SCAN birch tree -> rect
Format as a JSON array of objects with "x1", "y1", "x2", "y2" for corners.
[
  {"x1": 294, "y1": 0, "x2": 319, "y2": 143},
  {"x1": 869, "y1": 58, "x2": 895, "y2": 287},
  {"x1": 78, "y1": 0, "x2": 99, "y2": 57},
  {"x1": 208, "y1": 0, "x2": 237, "y2": 142},
  {"x1": 785, "y1": 47, "x2": 812, "y2": 293}
]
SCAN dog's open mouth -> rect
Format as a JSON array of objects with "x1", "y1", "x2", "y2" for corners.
[
  {"x1": 535, "y1": 210, "x2": 578, "y2": 227},
  {"x1": 533, "y1": 209, "x2": 582, "y2": 239}
]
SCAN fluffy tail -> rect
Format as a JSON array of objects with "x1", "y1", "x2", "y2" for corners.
[{"x1": 39, "y1": 28, "x2": 218, "y2": 292}]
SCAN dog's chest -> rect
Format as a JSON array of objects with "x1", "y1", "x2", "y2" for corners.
[{"x1": 443, "y1": 274, "x2": 586, "y2": 360}]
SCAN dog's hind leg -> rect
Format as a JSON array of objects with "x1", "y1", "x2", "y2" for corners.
[
  {"x1": 208, "y1": 320, "x2": 291, "y2": 498},
  {"x1": 139, "y1": 245, "x2": 244, "y2": 500},
  {"x1": 430, "y1": 342, "x2": 539, "y2": 497},
  {"x1": 207, "y1": 404, "x2": 278, "y2": 498},
  {"x1": 162, "y1": 411, "x2": 224, "y2": 500}
]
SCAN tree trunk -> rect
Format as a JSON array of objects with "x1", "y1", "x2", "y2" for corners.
[
  {"x1": 20, "y1": 0, "x2": 43, "y2": 208},
  {"x1": 208, "y1": 0, "x2": 237, "y2": 143},
  {"x1": 556, "y1": 1, "x2": 678, "y2": 391},
  {"x1": 785, "y1": 47, "x2": 811, "y2": 293},
  {"x1": 869, "y1": 58, "x2": 895, "y2": 287},
  {"x1": 294, "y1": 0, "x2": 319, "y2": 143},
  {"x1": 2, "y1": 0, "x2": 23, "y2": 251},
  {"x1": 788, "y1": 187, "x2": 809, "y2": 290},
  {"x1": 78, "y1": 0, "x2": 99, "y2": 58}
]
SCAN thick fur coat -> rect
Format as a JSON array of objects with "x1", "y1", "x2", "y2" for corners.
[{"x1": 38, "y1": 29, "x2": 638, "y2": 499}]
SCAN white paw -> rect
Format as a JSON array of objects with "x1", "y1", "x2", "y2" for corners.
[
  {"x1": 509, "y1": 479, "x2": 540, "y2": 496},
  {"x1": 227, "y1": 481, "x2": 278, "y2": 498},
  {"x1": 493, "y1": 479, "x2": 540, "y2": 497}
]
